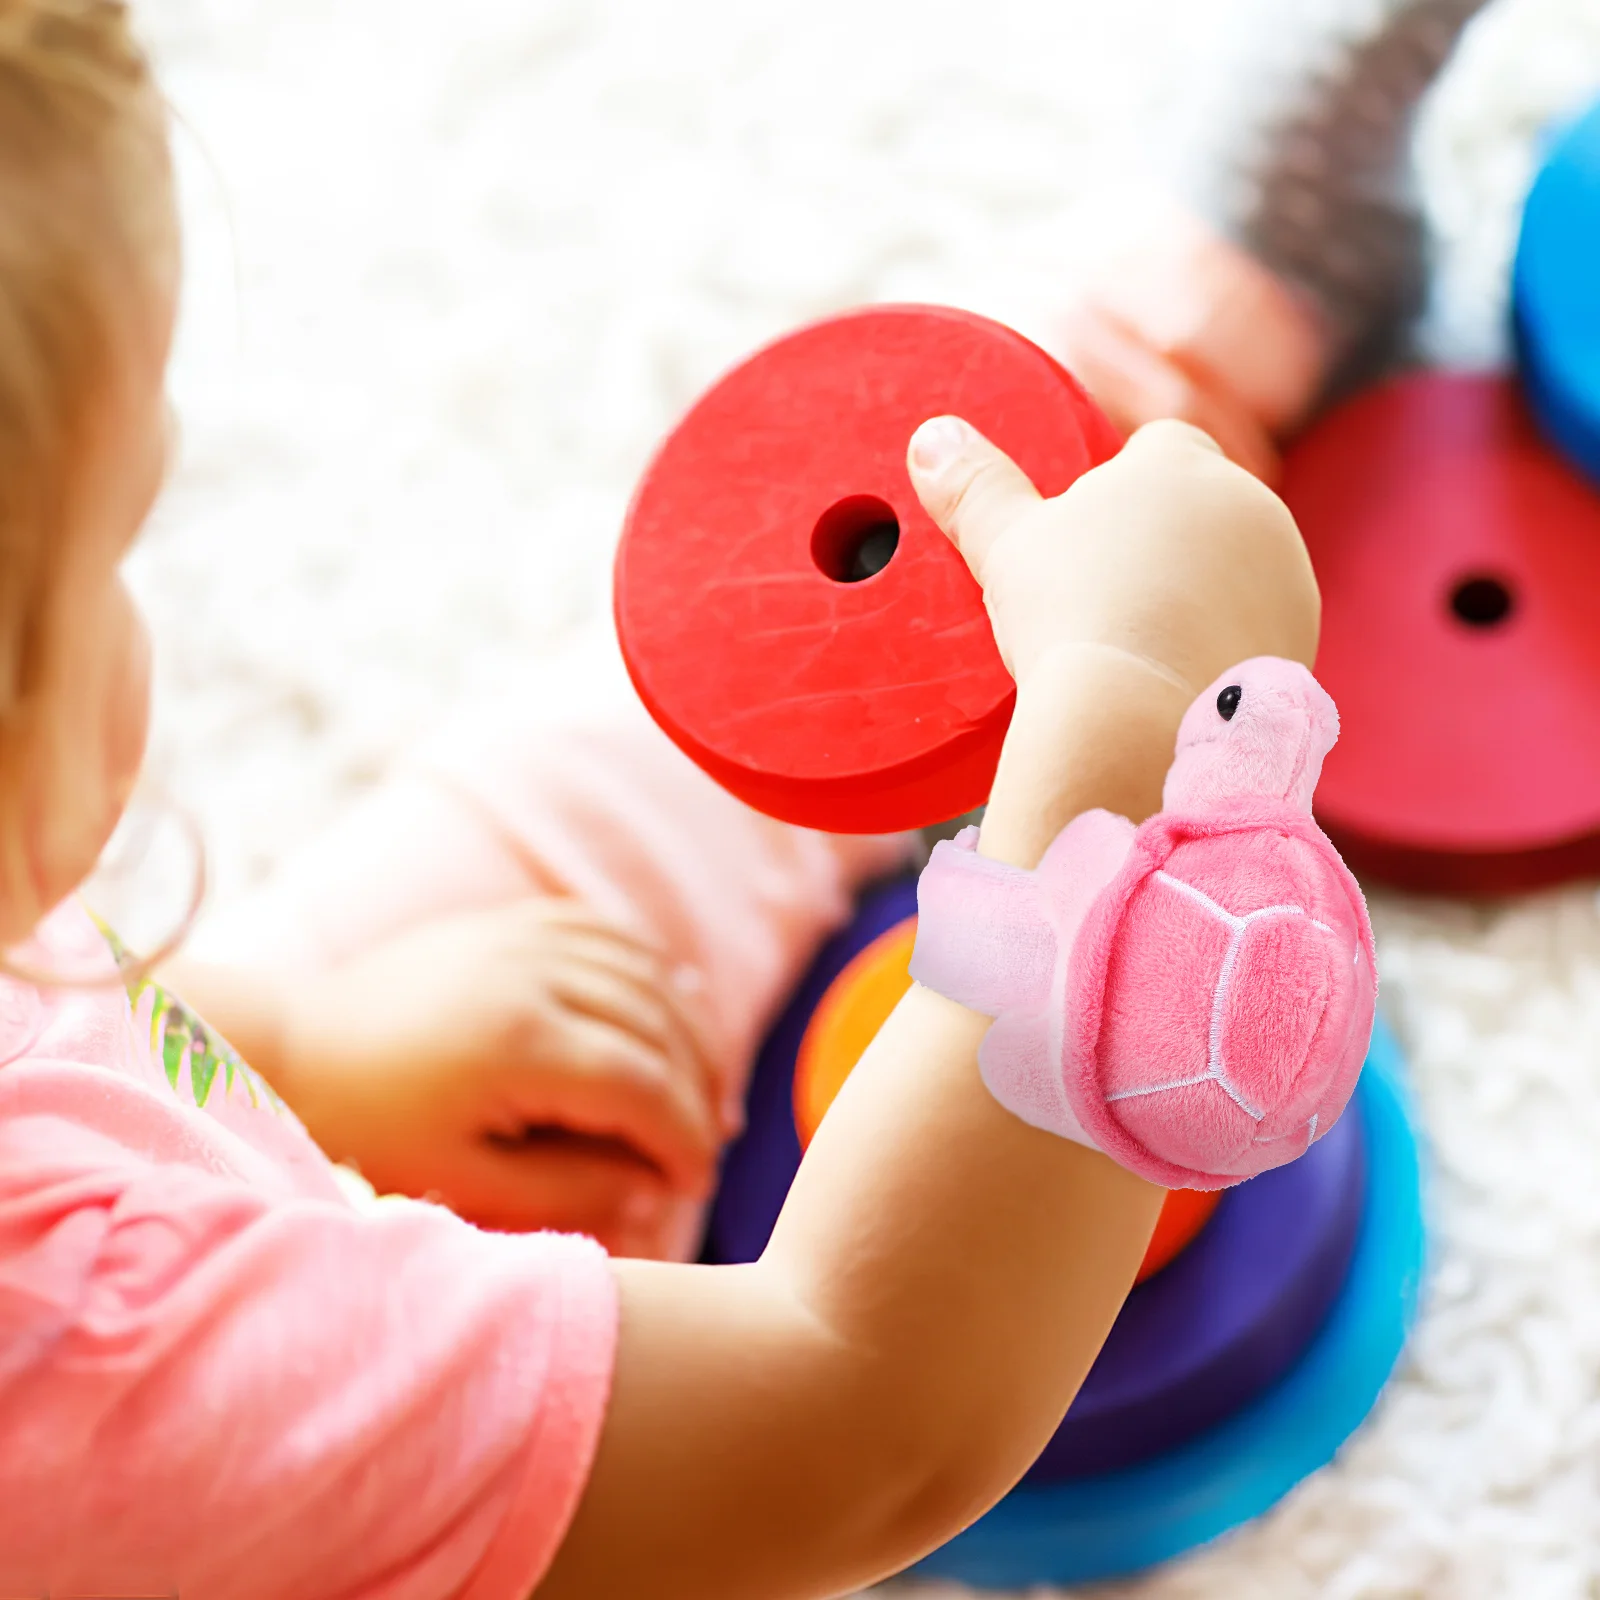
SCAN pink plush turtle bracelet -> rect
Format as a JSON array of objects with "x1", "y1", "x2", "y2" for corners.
[{"x1": 909, "y1": 658, "x2": 1377, "y2": 1190}]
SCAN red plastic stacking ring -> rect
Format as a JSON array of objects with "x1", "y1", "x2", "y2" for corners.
[
  {"x1": 614, "y1": 304, "x2": 1122, "y2": 834},
  {"x1": 1284, "y1": 372, "x2": 1600, "y2": 892}
]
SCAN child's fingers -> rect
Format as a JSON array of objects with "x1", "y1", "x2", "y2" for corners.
[
  {"x1": 555, "y1": 958, "x2": 683, "y2": 1054},
  {"x1": 548, "y1": 925, "x2": 722, "y2": 1088},
  {"x1": 517, "y1": 1017, "x2": 721, "y2": 1198},
  {"x1": 450, "y1": 1136, "x2": 677, "y2": 1252},
  {"x1": 544, "y1": 919, "x2": 685, "y2": 1002},
  {"x1": 525, "y1": 911, "x2": 723, "y2": 1069},
  {"x1": 552, "y1": 956, "x2": 729, "y2": 1136},
  {"x1": 532, "y1": 898, "x2": 665, "y2": 956},
  {"x1": 906, "y1": 415, "x2": 1042, "y2": 585},
  {"x1": 474, "y1": 900, "x2": 735, "y2": 1144},
  {"x1": 486, "y1": 902, "x2": 720, "y2": 1068}
]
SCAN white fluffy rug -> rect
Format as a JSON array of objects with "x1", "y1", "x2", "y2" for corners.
[{"x1": 133, "y1": 0, "x2": 1600, "y2": 1594}]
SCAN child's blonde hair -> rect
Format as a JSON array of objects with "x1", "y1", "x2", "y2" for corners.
[{"x1": 0, "y1": 0, "x2": 172, "y2": 722}]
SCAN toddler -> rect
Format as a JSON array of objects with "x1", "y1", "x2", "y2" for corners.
[
  {"x1": 0, "y1": 4, "x2": 1321, "y2": 1595},
  {"x1": 162, "y1": 0, "x2": 1496, "y2": 1266},
  {"x1": 172, "y1": 0, "x2": 1509, "y2": 1267}
]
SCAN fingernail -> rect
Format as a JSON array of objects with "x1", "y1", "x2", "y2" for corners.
[{"x1": 910, "y1": 415, "x2": 968, "y2": 475}]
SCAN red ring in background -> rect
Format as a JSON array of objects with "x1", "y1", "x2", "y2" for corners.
[{"x1": 1285, "y1": 372, "x2": 1600, "y2": 889}]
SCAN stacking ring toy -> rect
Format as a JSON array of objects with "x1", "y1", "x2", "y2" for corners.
[
  {"x1": 1283, "y1": 372, "x2": 1600, "y2": 892},
  {"x1": 615, "y1": 305, "x2": 1121, "y2": 834},
  {"x1": 1514, "y1": 92, "x2": 1600, "y2": 491}
]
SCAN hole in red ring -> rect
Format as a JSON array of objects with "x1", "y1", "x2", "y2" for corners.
[
  {"x1": 811, "y1": 495, "x2": 900, "y2": 583},
  {"x1": 1449, "y1": 575, "x2": 1514, "y2": 628}
]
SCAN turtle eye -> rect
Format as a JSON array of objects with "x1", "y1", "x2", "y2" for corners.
[{"x1": 1217, "y1": 684, "x2": 1242, "y2": 721}]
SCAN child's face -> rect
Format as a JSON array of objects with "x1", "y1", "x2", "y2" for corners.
[{"x1": 0, "y1": 278, "x2": 176, "y2": 947}]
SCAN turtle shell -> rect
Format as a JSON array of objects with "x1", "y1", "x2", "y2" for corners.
[{"x1": 1060, "y1": 804, "x2": 1375, "y2": 1190}]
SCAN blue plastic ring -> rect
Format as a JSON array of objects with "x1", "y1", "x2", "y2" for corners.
[{"x1": 1513, "y1": 92, "x2": 1600, "y2": 490}]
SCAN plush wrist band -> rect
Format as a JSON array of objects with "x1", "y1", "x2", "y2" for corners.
[{"x1": 909, "y1": 657, "x2": 1377, "y2": 1190}]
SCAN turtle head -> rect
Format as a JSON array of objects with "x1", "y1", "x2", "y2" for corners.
[{"x1": 1162, "y1": 657, "x2": 1339, "y2": 814}]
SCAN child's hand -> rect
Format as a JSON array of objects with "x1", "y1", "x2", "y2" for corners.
[
  {"x1": 272, "y1": 899, "x2": 728, "y2": 1250},
  {"x1": 907, "y1": 413, "x2": 1318, "y2": 695},
  {"x1": 906, "y1": 413, "x2": 1320, "y2": 862},
  {"x1": 1052, "y1": 207, "x2": 1330, "y2": 487}
]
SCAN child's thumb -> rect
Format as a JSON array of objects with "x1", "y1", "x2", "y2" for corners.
[{"x1": 907, "y1": 415, "x2": 1041, "y2": 584}]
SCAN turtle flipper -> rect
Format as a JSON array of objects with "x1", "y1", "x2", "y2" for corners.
[
  {"x1": 910, "y1": 827, "x2": 1056, "y2": 1017},
  {"x1": 1035, "y1": 808, "x2": 1138, "y2": 946},
  {"x1": 978, "y1": 1012, "x2": 1100, "y2": 1150}
]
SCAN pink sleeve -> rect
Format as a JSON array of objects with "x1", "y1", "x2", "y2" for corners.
[{"x1": 4, "y1": 1156, "x2": 617, "y2": 1600}]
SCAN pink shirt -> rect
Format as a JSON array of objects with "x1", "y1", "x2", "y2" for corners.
[{"x1": 0, "y1": 901, "x2": 617, "y2": 1600}]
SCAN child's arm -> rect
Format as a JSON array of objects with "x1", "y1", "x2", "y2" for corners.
[{"x1": 538, "y1": 418, "x2": 1321, "y2": 1600}]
